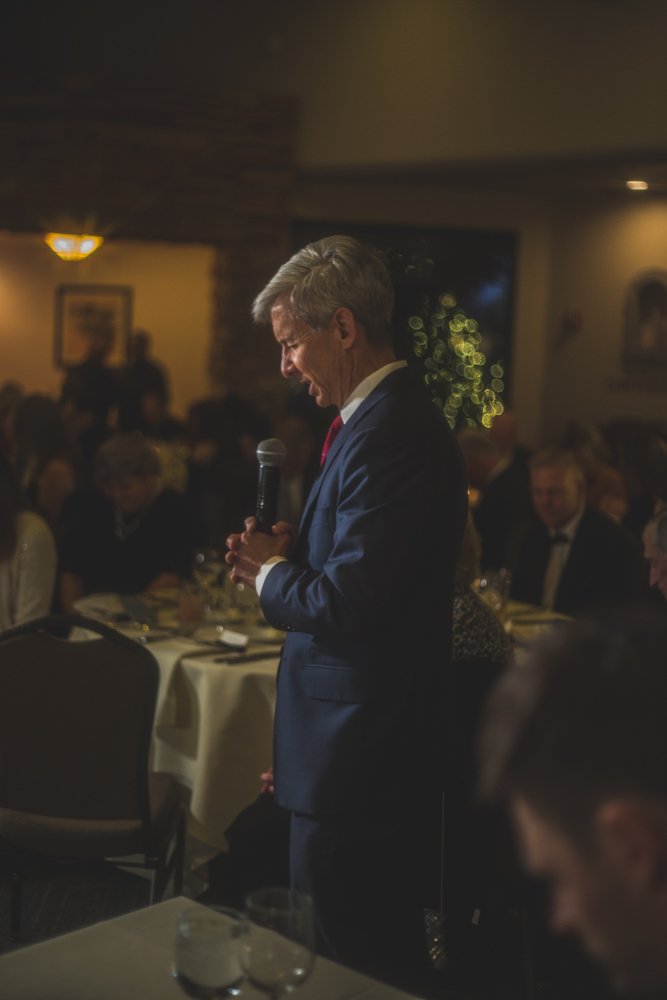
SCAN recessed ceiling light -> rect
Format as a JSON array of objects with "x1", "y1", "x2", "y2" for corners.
[{"x1": 626, "y1": 179, "x2": 648, "y2": 191}]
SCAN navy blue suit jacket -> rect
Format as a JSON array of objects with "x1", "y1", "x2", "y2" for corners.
[{"x1": 260, "y1": 368, "x2": 468, "y2": 816}]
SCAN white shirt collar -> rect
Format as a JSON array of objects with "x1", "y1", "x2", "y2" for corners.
[
  {"x1": 340, "y1": 361, "x2": 407, "y2": 424},
  {"x1": 551, "y1": 503, "x2": 585, "y2": 542}
]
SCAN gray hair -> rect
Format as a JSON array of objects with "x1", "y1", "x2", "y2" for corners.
[
  {"x1": 252, "y1": 235, "x2": 394, "y2": 346},
  {"x1": 95, "y1": 433, "x2": 161, "y2": 486}
]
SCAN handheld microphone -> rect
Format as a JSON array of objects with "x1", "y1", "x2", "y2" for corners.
[{"x1": 255, "y1": 438, "x2": 287, "y2": 533}]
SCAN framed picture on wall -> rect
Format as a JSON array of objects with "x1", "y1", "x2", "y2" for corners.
[
  {"x1": 622, "y1": 269, "x2": 667, "y2": 368},
  {"x1": 54, "y1": 284, "x2": 133, "y2": 368}
]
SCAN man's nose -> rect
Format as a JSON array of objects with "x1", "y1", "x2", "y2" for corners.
[{"x1": 280, "y1": 351, "x2": 295, "y2": 379}]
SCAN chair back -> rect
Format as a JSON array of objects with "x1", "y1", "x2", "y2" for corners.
[{"x1": 0, "y1": 615, "x2": 158, "y2": 825}]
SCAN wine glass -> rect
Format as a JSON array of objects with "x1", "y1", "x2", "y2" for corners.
[
  {"x1": 193, "y1": 549, "x2": 226, "y2": 620},
  {"x1": 240, "y1": 888, "x2": 315, "y2": 999},
  {"x1": 173, "y1": 905, "x2": 245, "y2": 998},
  {"x1": 474, "y1": 568, "x2": 512, "y2": 619}
]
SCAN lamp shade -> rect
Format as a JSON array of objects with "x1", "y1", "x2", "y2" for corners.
[{"x1": 44, "y1": 233, "x2": 104, "y2": 261}]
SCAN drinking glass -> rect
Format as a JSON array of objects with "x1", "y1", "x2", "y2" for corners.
[
  {"x1": 193, "y1": 549, "x2": 226, "y2": 621},
  {"x1": 474, "y1": 568, "x2": 512, "y2": 618},
  {"x1": 240, "y1": 888, "x2": 315, "y2": 999},
  {"x1": 173, "y1": 905, "x2": 244, "y2": 998}
]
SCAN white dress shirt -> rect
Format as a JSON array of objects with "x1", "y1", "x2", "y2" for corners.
[{"x1": 541, "y1": 504, "x2": 585, "y2": 609}]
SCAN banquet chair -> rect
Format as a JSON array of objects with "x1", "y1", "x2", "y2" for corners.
[{"x1": 0, "y1": 614, "x2": 185, "y2": 941}]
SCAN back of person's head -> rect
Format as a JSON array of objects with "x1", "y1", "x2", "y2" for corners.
[
  {"x1": 131, "y1": 329, "x2": 151, "y2": 360},
  {"x1": 480, "y1": 606, "x2": 667, "y2": 847},
  {"x1": 252, "y1": 235, "x2": 394, "y2": 347},
  {"x1": 95, "y1": 432, "x2": 161, "y2": 488},
  {"x1": 488, "y1": 411, "x2": 518, "y2": 457},
  {"x1": 457, "y1": 428, "x2": 501, "y2": 488},
  {"x1": 12, "y1": 393, "x2": 72, "y2": 467}
]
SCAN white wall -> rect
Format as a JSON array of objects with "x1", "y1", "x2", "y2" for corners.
[{"x1": 0, "y1": 234, "x2": 215, "y2": 417}]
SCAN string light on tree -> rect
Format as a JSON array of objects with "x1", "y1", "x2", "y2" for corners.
[{"x1": 409, "y1": 292, "x2": 505, "y2": 430}]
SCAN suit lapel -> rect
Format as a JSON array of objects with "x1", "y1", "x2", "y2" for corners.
[{"x1": 298, "y1": 368, "x2": 409, "y2": 532}]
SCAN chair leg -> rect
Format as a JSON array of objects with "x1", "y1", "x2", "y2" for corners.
[{"x1": 172, "y1": 811, "x2": 186, "y2": 897}]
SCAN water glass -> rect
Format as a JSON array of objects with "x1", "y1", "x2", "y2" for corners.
[
  {"x1": 241, "y1": 888, "x2": 315, "y2": 999},
  {"x1": 173, "y1": 905, "x2": 244, "y2": 998}
]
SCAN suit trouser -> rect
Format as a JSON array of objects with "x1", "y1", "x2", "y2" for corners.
[{"x1": 289, "y1": 799, "x2": 440, "y2": 994}]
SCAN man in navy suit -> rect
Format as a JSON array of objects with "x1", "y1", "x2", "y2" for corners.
[{"x1": 226, "y1": 236, "x2": 467, "y2": 991}]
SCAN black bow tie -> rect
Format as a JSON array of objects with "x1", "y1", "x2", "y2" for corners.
[{"x1": 549, "y1": 532, "x2": 569, "y2": 545}]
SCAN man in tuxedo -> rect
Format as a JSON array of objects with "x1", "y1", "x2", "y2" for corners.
[
  {"x1": 226, "y1": 236, "x2": 467, "y2": 991},
  {"x1": 510, "y1": 448, "x2": 643, "y2": 614},
  {"x1": 480, "y1": 608, "x2": 667, "y2": 998}
]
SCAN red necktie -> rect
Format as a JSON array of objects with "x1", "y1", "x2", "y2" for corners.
[{"x1": 320, "y1": 414, "x2": 343, "y2": 466}]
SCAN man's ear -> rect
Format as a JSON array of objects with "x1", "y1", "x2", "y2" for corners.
[
  {"x1": 597, "y1": 800, "x2": 667, "y2": 895},
  {"x1": 333, "y1": 308, "x2": 359, "y2": 348}
]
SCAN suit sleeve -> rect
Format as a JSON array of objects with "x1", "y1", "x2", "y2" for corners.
[{"x1": 260, "y1": 422, "x2": 457, "y2": 639}]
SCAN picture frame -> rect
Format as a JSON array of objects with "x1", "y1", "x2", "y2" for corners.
[
  {"x1": 622, "y1": 269, "x2": 667, "y2": 368},
  {"x1": 54, "y1": 284, "x2": 133, "y2": 368}
]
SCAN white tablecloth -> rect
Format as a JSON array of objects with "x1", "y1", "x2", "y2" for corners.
[
  {"x1": 0, "y1": 897, "x2": 419, "y2": 999},
  {"x1": 149, "y1": 638, "x2": 279, "y2": 852},
  {"x1": 72, "y1": 595, "x2": 281, "y2": 855}
]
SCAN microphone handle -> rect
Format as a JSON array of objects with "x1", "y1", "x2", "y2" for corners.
[{"x1": 256, "y1": 464, "x2": 281, "y2": 533}]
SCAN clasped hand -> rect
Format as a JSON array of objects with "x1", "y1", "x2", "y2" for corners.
[{"x1": 225, "y1": 516, "x2": 294, "y2": 589}]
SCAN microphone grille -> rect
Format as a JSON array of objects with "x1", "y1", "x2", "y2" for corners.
[{"x1": 256, "y1": 438, "x2": 287, "y2": 467}]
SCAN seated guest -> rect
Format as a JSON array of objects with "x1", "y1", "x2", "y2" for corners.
[
  {"x1": 643, "y1": 509, "x2": 667, "y2": 602},
  {"x1": 480, "y1": 607, "x2": 667, "y2": 998},
  {"x1": 0, "y1": 454, "x2": 56, "y2": 631},
  {"x1": 59, "y1": 433, "x2": 193, "y2": 612},
  {"x1": 510, "y1": 448, "x2": 644, "y2": 615},
  {"x1": 458, "y1": 427, "x2": 533, "y2": 570}
]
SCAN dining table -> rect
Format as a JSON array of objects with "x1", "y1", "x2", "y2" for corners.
[
  {"x1": 0, "y1": 896, "x2": 421, "y2": 999},
  {"x1": 73, "y1": 592, "x2": 283, "y2": 863}
]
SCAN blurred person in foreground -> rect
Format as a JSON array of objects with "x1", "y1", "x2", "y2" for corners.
[
  {"x1": 480, "y1": 607, "x2": 667, "y2": 998},
  {"x1": 643, "y1": 509, "x2": 667, "y2": 602},
  {"x1": 226, "y1": 235, "x2": 467, "y2": 993},
  {"x1": 0, "y1": 453, "x2": 56, "y2": 631},
  {"x1": 511, "y1": 447, "x2": 644, "y2": 615},
  {"x1": 59, "y1": 432, "x2": 193, "y2": 612}
]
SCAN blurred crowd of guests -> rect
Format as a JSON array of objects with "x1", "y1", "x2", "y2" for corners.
[
  {"x1": 0, "y1": 328, "x2": 325, "y2": 630},
  {"x1": 2, "y1": 327, "x2": 667, "y2": 637},
  {"x1": 458, "y1": 411, "x2": 667, "y2": 616}
]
